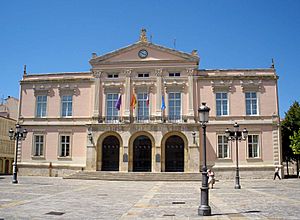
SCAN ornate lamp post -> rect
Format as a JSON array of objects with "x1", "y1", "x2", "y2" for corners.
[
  {"x1": 198, "y1": 102, "x2": 211, "y2": 216},
  {"x1": 225, "y1": 122, "x2": 248, "y2": 189},
  {"x1": 9, "y1": 123, "x2": 27, "y2": 184}
]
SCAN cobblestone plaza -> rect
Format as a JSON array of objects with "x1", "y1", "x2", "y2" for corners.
[{"x1": 0, "y1": 176, "x2": 299, "y2": 219}]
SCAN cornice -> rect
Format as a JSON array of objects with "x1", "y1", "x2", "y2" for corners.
[
  {"x1": 19, "y1": 117, "x2": 92, "y2": 126},
  {"x1": 23, "y1": 72, "x2": 92, "y2": 78},
  {"x1": 198, "y1": 68, "x2": 275, "y2": 73},
  {"x1": 91, "y1": 59, "x2": 198, "y2": 67},
  {"x1": 21, "y1": 78, "x2": 93, "y2": 84},
  {"x1": 197, "y1": 75, "x2": 277, "y2": 80}
]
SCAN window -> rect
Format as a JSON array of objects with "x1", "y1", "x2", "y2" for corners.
[
  {"x1": 108, "y1": 74, "x2": 119, "y2": 78},
  {"x1": 248, "y1": 135, "x2": 259, "y2": 158},
  {"x1": 60, "y1": 135, "x2": 70, "y2": 157},
  {"x1": 61, "y1": 95, "x2": 73, "y2": 117},
  {"x1": 216, "y1": 92, "x2": 228, "y2": 116},
  {"x1": 36, "y1": 95, "x2": 47, "y2": 118},
  {"x1": 137, "y1": 92, "x2": 149, "y2": 122},
  {"x1": 169, "y1": 72, "x2": 180, "y2": 77},
  {"x1": 33, "y1": 135, "x2": 44, "y2": 156},
  {"x1": 138, "y1": 73, "x2": 149, "y2": 77},
  {"x1": 168, "y1": 92, "x2": 181, "y2": 122},
  {"x1": 217, "y1": 135, "x2": 229, "y2": 159},
  {"x1": 246, "y1": 92, "x2": 258, "y2": 115},
  {"x1": 106, "y1": 93, "x2": 119, "y2": 122}
]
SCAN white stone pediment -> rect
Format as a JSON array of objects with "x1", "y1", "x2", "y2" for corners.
[{"x1": 89, "y1": 42, "x2": 199, "y2": 66}]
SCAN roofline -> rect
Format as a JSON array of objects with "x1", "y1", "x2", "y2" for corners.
[
  {"x1": 198, "y1": 68, "x2": 275, "y2": 72},
  {"x1": 24, "y1": 71, "x2": 92, "y2": 77},
  {"x1": 5, "y1": 96, "x2": 19, "y2": 101},
  {"x1": 89, "y1": 41, "x2": 199, "y2": 64},
  {"x1": 0, "y1": 115, "x2": 17, "y2": 122}
]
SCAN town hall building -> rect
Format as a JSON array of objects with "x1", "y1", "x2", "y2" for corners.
[{"x1": 17, "y1": 29, "x2": 281, "y2": 179}]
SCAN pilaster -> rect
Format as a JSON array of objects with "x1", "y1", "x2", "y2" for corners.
[
  {"x1": 155, "y1": 69, "x2": 163, "y2": 119},
  {"x1": 93, "y1": 70, "x2": 102, "y2": 117},
  {"x1": 124, "y1": 69, "x2": 132, "y2": 118},
  {"x1": 187, "y1": 68, "x2": 195, "y2": 121}
]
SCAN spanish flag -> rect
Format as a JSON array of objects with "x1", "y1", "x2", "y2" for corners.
[{"x1": 131, "y1": 93, "x2": 137, "y2": 109}]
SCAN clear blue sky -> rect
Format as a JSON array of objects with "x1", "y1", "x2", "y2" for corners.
[{"x1": 1, "y1": 0, "x2": 299, "y2": 117}]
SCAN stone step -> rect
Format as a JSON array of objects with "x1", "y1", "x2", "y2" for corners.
[{"x1": 64, "y1": 171, "x2": 202, "y2": 181}]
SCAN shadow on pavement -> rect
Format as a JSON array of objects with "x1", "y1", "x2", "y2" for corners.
[{"x1": 213, "y1": 210, "x2": 261, "y2": 216}]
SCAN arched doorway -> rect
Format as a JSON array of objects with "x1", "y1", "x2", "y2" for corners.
[
  {"x1": 165, "y1": 135, "x2": 184, "y2": 172},
  {"x1": 102, "y1": 136, "x2": 120, "y2": 171},
  {"x1": 133, "y1": 135, "x2": 152, "y2": 172}
]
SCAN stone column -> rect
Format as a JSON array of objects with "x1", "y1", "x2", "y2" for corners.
[
  {"x1": 93, "y1": 70, "x2": 102, "y2": 118},
  {"x1": 155, "y1": 69, "x2": 163, "y2": 120},
  {"x1": 187, "y1": 68, "x2": 194, "y2": 120},
  {"x1": 124, "y1": 69, "x2": 132, "y2": 120},
  {"x1": 121, "y1": 131, "x2": 130, "y2": 172},
  {"x1": 153, "y1": 131, "x2": 162, "y2": 172}
]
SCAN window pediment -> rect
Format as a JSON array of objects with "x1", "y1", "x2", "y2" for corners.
[
  {"x1": 211, "y1": 80, "x2": 233, "y2": 93},
  {"x1": 241, "y1": 80, "x2": 262, "y2": 92},
  {"x1": 164, "y1": 79, "x2": 187, "y2": 93},
  {"x1": 33, "y1": 85, "x2": 54, "y2": 97},
  {"x1": 102, "y1": 82, "x2": 124, "y2": 93},
  {"x1": 133, "y1": 80, "x2": 155, "y2": 92},
  {"x1": 58, "y1": 84, "x2": 79, "y2": 96}
]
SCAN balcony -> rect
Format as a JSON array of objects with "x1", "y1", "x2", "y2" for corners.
[
  {"x1": 98, "y1": 116, "x2": 122, "y2": 124},
  {"x1": 97, "y1": 115, "x2": 192, "y2": 124}
]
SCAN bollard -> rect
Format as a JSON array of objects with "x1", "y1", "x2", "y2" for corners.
[{"x1": 49, "y1": 162, "x2": 53, "y2": 177}]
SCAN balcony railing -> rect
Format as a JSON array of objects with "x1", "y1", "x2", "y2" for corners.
[
  {"x1": 98, "y1": 116, "x2": 122, "y2": 123},
  {"x1": 98, "y1": 115, "x2": 192, "y2": 124}
]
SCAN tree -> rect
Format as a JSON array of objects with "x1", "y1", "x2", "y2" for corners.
[
  {"x1": 281, "y1": 101, "x2": 300, "y2": 176},
  {"x1": 290, "y1": 129, "x2": 300, "y2": 177}
]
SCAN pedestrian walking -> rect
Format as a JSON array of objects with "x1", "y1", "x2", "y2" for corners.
[
  {"x1": 207, "y1": 169, "x2": 215, "y2": 188},
  {"x1": 273, "y1": 166, "x2": 281, "y2": 180}
]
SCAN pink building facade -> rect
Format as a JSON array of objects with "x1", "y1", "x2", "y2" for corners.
[{"x1": 18, "y1": 30, "x2": 281, "y2": 178}]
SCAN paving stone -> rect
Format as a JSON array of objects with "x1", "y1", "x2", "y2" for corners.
[{"x1": 0, "y1": 176, "x2": 299, "y2": 219}]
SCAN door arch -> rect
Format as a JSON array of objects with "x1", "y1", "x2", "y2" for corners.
[
  {"x1": 101, "y1": 136, "x2": 120, "y2": 171},
  {"x1": 133, "y1": 135, "x2": 152, "y2": 172},
  {"x1": 165, "y1": 135, "x2": 184, "y2": 172}
]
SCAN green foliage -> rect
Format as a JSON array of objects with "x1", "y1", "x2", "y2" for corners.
[
  {"x1": 281, "y1": 101, "x2": 300, "y2": 160},
  {"x1": 289, "y1": 129, "x2": 300, "y2": 155}
]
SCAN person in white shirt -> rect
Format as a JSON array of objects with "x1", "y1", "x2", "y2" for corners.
[
  {"x1": 273, "y1": 166, "x2": 281, "y2": 180},
  {"x1": 207, "y1": 169, "x2": 215, "y2": 188}
]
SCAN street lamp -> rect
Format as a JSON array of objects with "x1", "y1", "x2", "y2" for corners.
[
  {"x1": 192, "y1": 131, "x2": 196, "y2": 144},
  {"x1": 198, "y1": 102, "x2": 211, "y2": 216},
  {"x1": 8, "y1": 123, "x2": 27, "y2": 184},
  {"x1": 225, "y1": 122, "x2": 248, "y2": 189}
]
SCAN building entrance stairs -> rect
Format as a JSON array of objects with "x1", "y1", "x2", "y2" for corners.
[{"x1": 64, "y1": 171, "x2": 202, "y2": 181}]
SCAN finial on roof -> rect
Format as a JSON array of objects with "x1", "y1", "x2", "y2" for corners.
[
  {"x1": 139, "y1": 28, "x2": 148, "y2": 42},
  {"x1": 92, "y1": 52, "x2": 97, "y2": 58},
  {"x1": 271, "y1": 58, "x2": 275, "y2": 69},
  {"x1": 23, "y1": 64, "x2": 27, "y2": 76},
  {"x1": 191, "y1": 50, "x2": 198, "y2": 56}
]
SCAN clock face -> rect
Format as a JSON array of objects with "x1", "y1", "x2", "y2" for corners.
[{"x1": 138, "y1": 49, "x2": 148, "y2": 59}]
